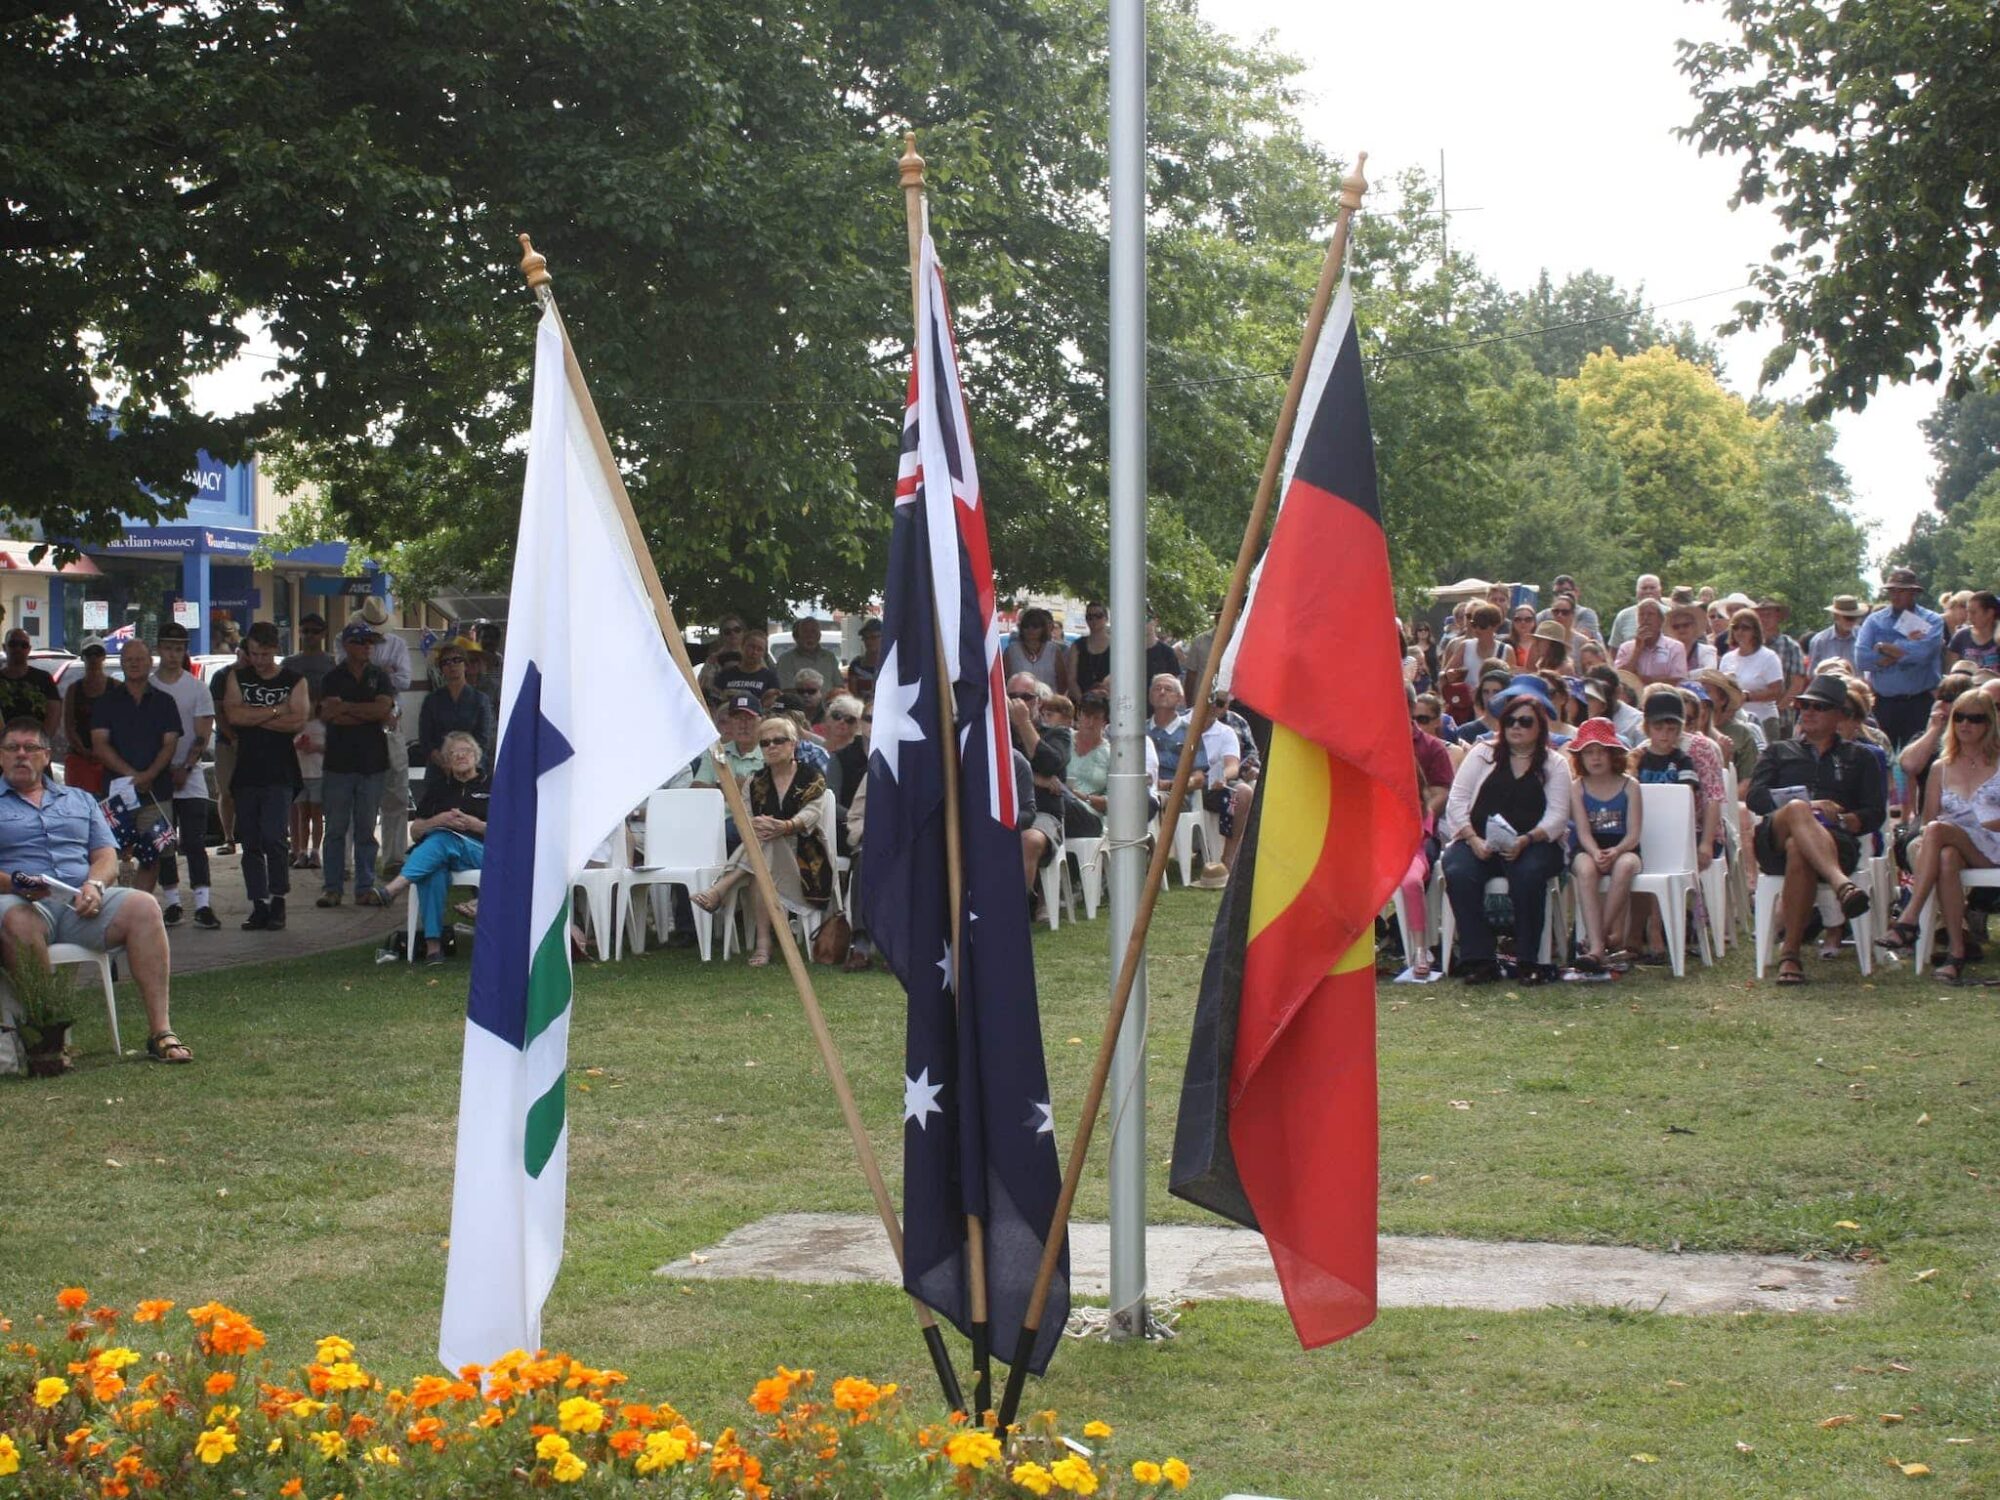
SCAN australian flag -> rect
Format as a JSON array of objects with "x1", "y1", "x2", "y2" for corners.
[{"x1": 860, "y1": 231, "x2": 1069, "y2": 1377}]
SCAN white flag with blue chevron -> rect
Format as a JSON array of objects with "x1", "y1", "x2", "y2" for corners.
[{"x1": 439, "y1": 302, "x2": 715, "y2": 1371}]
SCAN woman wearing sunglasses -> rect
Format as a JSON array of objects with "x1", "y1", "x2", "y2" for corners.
[
  {"x1": 693, "y1": 717, "x2": 833, "y2": 967},
  {"x1": 1882, "y1": 689, "x2": 2000, "y2": 982},
  {"x1": 1440, "y1": 675, "x2": 1574, "y2": 984}
]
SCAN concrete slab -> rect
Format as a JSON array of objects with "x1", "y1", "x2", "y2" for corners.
[{"x1": 660, "y1": 1212, "x2": 1864, "y2": 1316}]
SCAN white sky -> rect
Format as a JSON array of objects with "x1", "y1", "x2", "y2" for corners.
[
  {"x1": 196, "y1": 1, "x2": 1934, "y2": 578},
  {"x1": 1198, "y1": 0, "x2": 1934, "y2": 577}
]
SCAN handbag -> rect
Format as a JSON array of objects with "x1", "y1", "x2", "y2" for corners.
[{"x1": 811, "y1": 912, "x2": 853, "y2": 966}]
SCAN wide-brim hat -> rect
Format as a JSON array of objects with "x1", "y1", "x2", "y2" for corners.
[
  {"x1": 1615, "y1": 668, "x2": 1645, "y2": 701},
  {"x1": 1531, "y1": 619, "x2": 1571, "y2": 644},
  {"x1": 1566, "y1": 716, "x2": 1625, "y2": 756},
  {"x1": 1755, "y1": 597, "x2": 1791, "y2": 618},
  {"x1": 1489, "y1": 673, "x2": 1556, "y2": 718},
  {"x1": 1825, "y1": 594, "x2": 1867, "y2": 618},
  {"x1": 1883, "y1": 566, "x2": 1921, "y2": 591},
  {"x1": 359, "y1": 595, "x2": 392, "y2": 627},
  {"x1": 1718, "y1": 591, "x2": 1755, "y2": 610},
  {"x1": 1794, "y1": 674, "x2": 1852, "y2": 710},
  {"x1": 1693, "y1": 668, "x2": 1743, "y2": 715}
]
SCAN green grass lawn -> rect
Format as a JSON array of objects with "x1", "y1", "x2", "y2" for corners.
[{"x1": 2, "y1": 895, "x2": 1995, "y2": 1497}]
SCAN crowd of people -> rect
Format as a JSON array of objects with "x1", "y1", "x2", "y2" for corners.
[
  {"x1": 0, "y1": 604, "x2": 503, "y2": 1065},
  {"x1": 1404, "y1": 568, "x2": 1997, "y2": 985}
]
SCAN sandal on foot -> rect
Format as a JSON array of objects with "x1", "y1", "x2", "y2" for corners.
[
  {"x1": 1880, "y1": 920, "x2": 1922, "y2": 951},
  {"x1": 1935, "y1": 956, "x2": 1971, "y2": 986},
  {"x1": 146, "y1": 1030, "x2": 193, "y2": 1064},
  {"x1": 1775, "y1": 952, "x2": 1808, "y2": 986},
  {"x1": 1836, "y1": 881, "x2": 1871, "y2": 920}
]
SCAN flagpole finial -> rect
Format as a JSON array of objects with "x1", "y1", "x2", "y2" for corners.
[
  {"x1": 1338, "y1": 152, "x2": 1370, "y2": 215},
  {"x1": 898, "y1": 132, "x2": 927, "y2": 193},
  {"x1": 519, "y1": 234, "x2": 552, "y2": 293}
]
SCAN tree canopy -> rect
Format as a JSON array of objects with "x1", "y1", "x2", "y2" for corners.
[{"x1": 1678, "y1": 0, "x2": 2000, "y2": 416}]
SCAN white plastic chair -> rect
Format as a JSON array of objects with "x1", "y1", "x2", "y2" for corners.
[
  {"x1": 621, "y1": 789, "x2": 728, "y2": 960},
  {"x1": 42, "y1": 944, "x2": 127, "y2": 1056},
  {"x1": 1911, "y1": 866, "x2": 2000, "y2": 975},
  {"x1": 1630, "y1": 784, "x2": 1714, "y2": 978},
  {"x1": 1066, "y1": 836, "x2": 1105, "y2": 920},
  {"x1": 717, "y1": 791, "x2": 840, "y2": 958},
  {"x1": 1753, "y1": 872, "x2": 1875, "y2": 978},
  {"x1": 572, "y1": 829, "x2": 632, "y2": 961},
  {"x1": 1035, "y1": 837, "x2": 1071, "y2": 931},
  {"x1": 1390, "y1": 862, "x2": 1445, "y2": 971},
  {"x1": 406, "y1": 870, "x2": 481, "y2": 963}
]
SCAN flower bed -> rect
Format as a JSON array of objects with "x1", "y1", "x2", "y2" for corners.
[{"x1": 1, "y1": 1289, "x2": 1190, "y2": 1497}]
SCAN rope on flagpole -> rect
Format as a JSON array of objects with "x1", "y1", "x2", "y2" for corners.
[
  {"x1": 516, "y1": 235, "x2": 965, "y2": 1418},
  {"x1": 994, "y1": 153, "x2": 1372, "y2": 1438},
  {"x1": 898, "y1": 133, "x2": 993, "y2": 1423}
]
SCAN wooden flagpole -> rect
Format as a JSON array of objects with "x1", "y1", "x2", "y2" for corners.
[
  {"x1": 995, "y1": 154, "x2": 1370, "y2": 1433},
  {"x1": 898, "y1": 135, "x2": 993, "y2": 1420},
  {"x1": 516, "y1": 236, "x2": 965, "y2": 1416}
]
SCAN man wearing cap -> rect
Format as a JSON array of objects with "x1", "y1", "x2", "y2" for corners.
[
  {"x1": 150, "y1": 623, "x2": 220, "y2": 929},
  {"x1": 1537, "y1": 577, "x2": 1600, "y2": 641},
  {"x1": 1856, "y1": 567, "x2": 1945, "y2": 748},
  {"x1": 90, "y1": 639, "x2": 184, "y2": 897},
  {"x1": 1809, "y1": 595, "x2": 1868, "y2": 670},
  {"x1": 1606, "y1": 574, "x2": 1663, "y2": 652},
  {"x1": 61, "y1": 638, "x2": 113, "y2": 796},
  {"x1": 357, "y1": 597, "x2": 414, "y2": 874},
  {"x1": 694, "y1": 694, "x2": 765, "y2": 789},
  {"x1": 0, "y1": 628, "x2": 62, "y2": 746},
  {"x1": 1746, "y1": 674, "x2": 1886, "y2": 982},
  {"x1": 775, "y1": 615, "x2": 842, "y2": 693},
  {"x1": 846, "y1": 619, "x2": 883, "y2": 701},
  {"x1": 316, "y1": 621, "x2": 396, "y2": 908},
  {"x1": 1946, "y1": 589, "x2": 2000, "y2": 674}
]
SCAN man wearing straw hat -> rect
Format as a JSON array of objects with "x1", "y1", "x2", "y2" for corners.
[
  {"x1": 1856, "y1": 567, "x2": 1945, "y2": 749},
  {"x1": 1809, "y1": 594, "x2": 1868, "y2": 670}
]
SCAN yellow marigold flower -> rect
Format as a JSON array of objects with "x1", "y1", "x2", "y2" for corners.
[
  {"x1": 57, "y1": 1287, "x2": 90, "y2": 1311},
  {"x1": 207, "y1": 1403, "x2": 241, "y2": 1425},
  {"x1": 365, "y1": 1445, "x2": 401, "y2": 1467},
  {"x1": 551, "y1": 1451, "x2": 587, "y2": 1483},
  {"x1": 267, "y1": 1438, "x2": 284, "y2": 1455},
  {"x1": 0, "y1": 1436, "x2": 17, "y2": 1477},
  {"x1": 634, "y1": 1430, "x2": 690, "y2": 1475},
  {"x1": 35, "y1": 1376, "x2": 70, "y2": 1408},
  {"x1": 536, "y1": 1433, "x2": 573, "y2": 1462},
  {"x1": 204, "y1": 1370, "x2": 236, "y2": 1395},
  {"x1": 1010, "y1": 1461, "x2": 1056, "y2": 1497},
  {"x1": 1161, "y1": 1457, "x2": 1190, "y2": 1490},
  {"x1": 321, "y1": 1362, "x2": 369, "y2": 1393},
  {"x1": 944, "y1": 1430, "x2": 1003, "y2": 1470},
  {"x1": 308, "y1": 1431, "x2": 348, "y2": 1461},
  {"x1": 1082, "y1": 1420, "x2": 1114, "y2": 1439},
  {"x1": 193, "y1": 1427, "x2": 238, "y2": 1465},
  {"x1": 132, "y1": 1300, "x2": 174, "y2": 1324},
  {"x1": 315, "y1": 1336, "x2": 355, "y2": 1365},
  {"x1": 94, "y1": 1347, "x2": 141, "y2": 1372},
  {"x1": 557, "y1": 1396, "x2": 606, "y2": 1433},
  {"x1": 1132, "y1": 1460, "x2": 1164, "y2": 1484},
  {"x1": 289, "y1": 1398, "x2": 326, "y2": 1420},
  {"x1": 1051, "y1": 1454, "x2": 1100, "y2": 1494}
]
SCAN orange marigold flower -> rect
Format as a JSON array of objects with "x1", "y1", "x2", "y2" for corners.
[
  {"x1": 91, "y1": 1374, "x2": 125, "y2": 1403},
  {"x1": 344, "y1": 1413, "x2": 376, "y2": 1440},
  {"x1": 406, "y1": 1416, "x2": 445, "y2": 1448},
  {"x1": 114, "y1": 1453, "x2": 143, "y2": 1478},
  {"x1": 484, "y1": 1375, "x2": 520, "y2": 1403},
  {"x1": 749, "y1": 1377, "x2": 791, "y2": 1415},
  {"x1": 280, "y1": 1480, "x2": 304, "y2": 1498},
  {"x1": 205, "y1": 1313, "x2": 265, "y2": 1358},
  {"x1": 204, "y1": 1371, "x2": 236, "y2": 1397},
  {"x1": 58, "y1": 1287, "x2": 90, "y2": 1311},
  {"x1": 120, "y1": 1400, "x2": 158, "y2": 1429},
  {"x1": 101, "y1": 1479, "x2": 130, "y2": 1499},
  {"x1": 833, "y1": 1376, "x2": 895, "y2": 1415},
  {"x1": 65, "y1": 1424, "x2": 95, "y2": 1448},
  {"x1": 92, "y1": 1306, "x2": 119, "y2": 1327},
  {"x1": 184, "y1": 1302, "x2": 226, "y2": 1326},
  {"x1": 608, "y1": 1429, "x2": 645, "y2": 1459},
  {"x1": 131, "y1": 1301, "x2": 174, "y2": 1325},
  {"x1": 618, "y1": 1403, "x2": 661, "y2": 1430},
  {"x1": 408, "y1": 1375, "x2": 454, "y2": 1410},
  {"x1": 475, "y1": 1408, "x2": 506, "y2": 1429}
]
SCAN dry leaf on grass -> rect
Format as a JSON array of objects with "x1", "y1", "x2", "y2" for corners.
[
  {"x1": 1911, "y1": 1268, "x2": 1939, "y2": 1283},
  {"x1": 1629, "y1": 1454, "x2": 1658, "y2": 1464},
  {"x1": 1833, "y1": 1219, "x2": 1861, "y2": 1230},
  {"x1": 1449, "y1": 1100, "x2": 1473, "y2": 1110},
  {"x1": 1734, "y1": 1441, "x2": 1754, "y2": 1454},
  {"x1": 1887, "y1": 1361, "x2": 1914, "y2": 1372},
  {"x1": 1881, "y1": 1413, "x2": 1905, "y2": 1424},
  {"x1": 1894, "y1": 1460, "x2": 1931, "y2": 1477},
  {"x1": 1818, "y1": 1414, "x2": 1857, "y2": 1429}
]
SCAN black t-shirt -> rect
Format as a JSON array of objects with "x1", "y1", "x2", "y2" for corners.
[
  {"x1": 230, "y1": 666, "x2": 304, "y2": 790},
  {"x1": 318, "y1": 661, "x2": 395, "y2": 775},
  {"x1": 1075, "y1": 642, "x2": 1110, "y2": 694},
  {"x1": 0, "y1": 666, "x2": 60, "y2": 727},
  {"x1": 1468, "y1": 755, "x2": 1547, "y2": 839},
  {"x1": 713, "y1": 665, "x2": 780, "y2": 703},
  {"x1": 416, "y1": 772, "x2": 492, "y2": 839},
  {"x1": 1146, "y1": 640, "x2": 1181, "y2": 682},
  {"x1": 91, "y1": 683, "x2": 182, "y2": 778}
]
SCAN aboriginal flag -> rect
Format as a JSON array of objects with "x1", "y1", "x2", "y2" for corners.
[{"x1": 1170, "y1": 271, "x2": 1418, "y2": 1347}]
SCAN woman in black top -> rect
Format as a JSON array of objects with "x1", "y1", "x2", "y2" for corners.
[
  {"x1": 380, "y1": 731, "x2": 490, "y2": 964},
  {"x1": 1072, "y1": 601, "x2": 1111, "y2": 696}
]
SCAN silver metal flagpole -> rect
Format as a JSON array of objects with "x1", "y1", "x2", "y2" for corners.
[{"x1": 1105, "y1": 0, "x2": 1149, "y2": 1341}]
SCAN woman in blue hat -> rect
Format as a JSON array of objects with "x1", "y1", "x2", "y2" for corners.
[{"x1": 1440, "y1": 674, "x2": 1575, "y2": 984}]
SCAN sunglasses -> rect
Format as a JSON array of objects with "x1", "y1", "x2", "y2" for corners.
[
  {"x1": 1953, "y1": 712, "x2": 1991, "y2": 725},
  {"x1": 1503, "y1": 714, "x2": 1540, "y2": 730},
  {"x1": 1553, "y1": 608, "x2": 1572, "y2": 617},
  {"x1": 828, "y1": 711, "x2": 857, "y2": 724},
  {"x1": 439, "y1": 657, "x2": 466, "y2": 667},
  {"x1": 757, "y1": 736, "x2": 792, "y2": 748},
  {"x1": 1413, "y1": 713, "x2": 1437, "y2": 725}
]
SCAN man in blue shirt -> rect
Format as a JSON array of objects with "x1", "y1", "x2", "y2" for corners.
[
  {"x1": 89, "y1": 640, "x2": 183, "y2": 897},
  {"x1": 1856, "y1": 567, "x2": 1946, "y2": 748},
  {"x1": 0, "y1": 715, "x2": 187, "y2": 1062}
]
